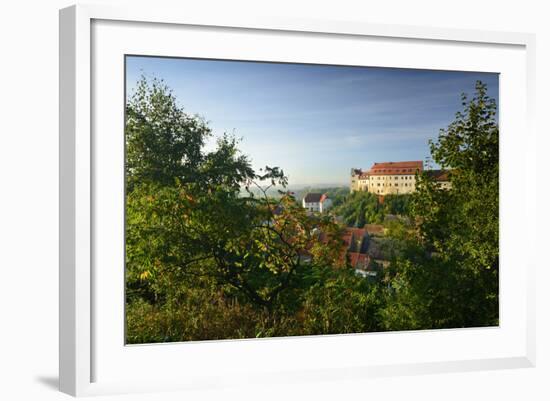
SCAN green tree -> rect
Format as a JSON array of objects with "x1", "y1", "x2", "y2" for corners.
[
  {"x1": 381, "y1": 81, "x2": 499, "y2": 330},
  {"x1": 301, "y1": 266, "x2": 384, "y2": 334},
  {"x1": 126, "y1": 77, "x2": 255, "y2": 191},
  {"x1": 125, "y1": 77, "x2": 346, "y2": 322},
  {"x1": 127, "y1": 181, "x2": 345, "y2": 311}
]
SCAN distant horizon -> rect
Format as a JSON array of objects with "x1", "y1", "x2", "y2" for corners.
[
  {"x1": 126, "y1": 56, "x2": 499, "y2": 187},
  {"x1": 248, "y1": 183, "x2": 351, "y2": 190}
]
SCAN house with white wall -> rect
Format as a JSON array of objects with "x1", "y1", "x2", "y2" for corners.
[{"x1": 302, "y1": 193, "x2": 332, "y2": 213}]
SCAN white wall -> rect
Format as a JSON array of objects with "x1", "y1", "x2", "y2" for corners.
[
  {"x1": 303, "y1": 201, "x2": 321, "y2": 212},
  {"x1": 0, "y1": 1, "x2": 548, "y2": 400}
]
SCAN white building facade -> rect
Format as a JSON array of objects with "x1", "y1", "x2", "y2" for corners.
[
  {"x1": 302, "y1": 193, "x2": 333, "y2": 213},
  {"x1": 351, "y1": 161, "x2": 451, "y2": 195},
  {"x1": 351, "y1": 161, "x2": 423, "y2": 195}
]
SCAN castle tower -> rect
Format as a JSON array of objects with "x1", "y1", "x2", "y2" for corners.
[{"x1": 350, "y1": 168, "x2": 361, "y2": 193}]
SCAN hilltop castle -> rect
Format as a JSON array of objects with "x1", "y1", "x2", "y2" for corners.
[{"x1": 350, "y1": 161, "x2": 450, "y2": 195}]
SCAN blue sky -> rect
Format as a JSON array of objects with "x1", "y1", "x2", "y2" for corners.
[{"x1": 126, "y1": 56, "x2": 498, "y2": 187}]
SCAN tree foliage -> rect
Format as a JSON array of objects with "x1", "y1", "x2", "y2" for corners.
[
  {"x1": 381, "y1": 81, "x2": 499, "y2": 329},
  {"x1": 331, "y1": 191, "x2": 412, "y2": 227},
  {"x1": 126, "y1": 78, "x2": 255, "y2": 191}
]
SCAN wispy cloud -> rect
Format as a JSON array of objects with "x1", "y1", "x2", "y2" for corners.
[{"x1": 126, "y1": 56, "x2": 498, "y2": 187}]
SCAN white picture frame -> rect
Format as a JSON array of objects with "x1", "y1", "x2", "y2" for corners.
[{"x1": 59, "y1": 4, "x2": 536, "y2": 397}]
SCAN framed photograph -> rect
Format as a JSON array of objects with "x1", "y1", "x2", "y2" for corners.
[{"x1": 59, "y1": 4, "x2": 536, "y2": 396}]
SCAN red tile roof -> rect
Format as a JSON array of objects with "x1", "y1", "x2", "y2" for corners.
[
  {"x1": 342, "y1": 232, "x2": 353, "y2": 248},
  {"x1": 369, "y1": 160, "x2": 423, "y2": 176},
  {"x1": 346, "y1": 227, "x2": 367, "y2": 239},
  {"x1": 348, "y1": 252, "x2": 370, "y2": 269}
]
